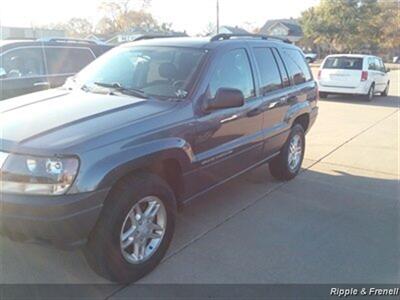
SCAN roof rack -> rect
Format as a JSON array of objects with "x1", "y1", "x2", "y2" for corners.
[
  {"x1": 132, "y1": 34, "x2": 187, "y2": 42},
  {"x1": 210, "y1": 33, "x2": 291, "y2": 43},
  {"x1": 36, "y1": 37, "x2": 104, "y2": 45}
]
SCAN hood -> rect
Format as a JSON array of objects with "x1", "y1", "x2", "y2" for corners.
[{"x1": 0, "y1": 89, "x2": 173, "y2": 152}]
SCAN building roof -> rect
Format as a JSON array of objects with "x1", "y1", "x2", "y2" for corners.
[
  {"x1": 259, "y1": 19, "x2": 303, "y2": 36},
  {"x1": 219, "y1": 26, "x2": 249, "y2": 35}
]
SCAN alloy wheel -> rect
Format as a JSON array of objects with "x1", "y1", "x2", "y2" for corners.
[{"x1": 120, "y1": 196, "x2": 167, "y2": 264}]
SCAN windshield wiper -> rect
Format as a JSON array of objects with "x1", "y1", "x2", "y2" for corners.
[{"x1": 93, "y1": 82, "x2": 148, "y2": 99}]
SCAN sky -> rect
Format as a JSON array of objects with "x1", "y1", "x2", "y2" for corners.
[{"x1": 0, "y1": 0, "x2": 320, "y2": 35}]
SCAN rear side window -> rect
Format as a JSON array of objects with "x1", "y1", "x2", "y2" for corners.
[
  {"x1": 44, "y1": 47, "x2": 95, "y2": 74},
  {"x1": 324, "y1": 57, "x2": 363, "y2": 70},
  {"x1": 0, "y1": 47, "x2": 45, "y2": 79},
  {"x1": 253, "y1": 48, "x2": 282, "y2": 94},
  {"x1": 282, "y1": 49, "x2": 312, "y2": 85},
  {"x1": 209, "y1": 49, "x2": 255, "y2": 100}
]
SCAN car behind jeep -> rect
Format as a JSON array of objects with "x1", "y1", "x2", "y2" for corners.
[{"x1": 0, "y1": 34, "x2": 318, "y2": 283}]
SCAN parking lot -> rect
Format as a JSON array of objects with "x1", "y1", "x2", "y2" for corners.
[{"x1": 0, "y1": 69, "x2": 398, "y2": 294}]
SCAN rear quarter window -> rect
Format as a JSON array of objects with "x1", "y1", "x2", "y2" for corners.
[
  {"x1": 323, "y1": 57, "x2": 363, "y2": 70},
  {"x1": 281, "y1": 48, "x2": 312, "y2": 85},
  {"x1": 253, "y1": 48, "x2": 283, "y2": 94}
]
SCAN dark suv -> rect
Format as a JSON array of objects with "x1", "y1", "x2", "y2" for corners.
[
  {"x1": 0, "y1": 34, "x2": 318, "y2": 283},
  {"x1": 0, "y1": 38, "x2": 112, "y2": 100}
]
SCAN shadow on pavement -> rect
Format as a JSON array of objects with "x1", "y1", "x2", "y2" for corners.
[
  {"x1": 0, "y1": 164, "x2": 398, "y2": 287},
  {"x1": 319, "y1": 94, "x2": 400, "y2": 108}
]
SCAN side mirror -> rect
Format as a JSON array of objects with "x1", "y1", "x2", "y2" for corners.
[
  {"x1": 0, "y1": 67, "x2": 6, "y2": 78},
  {"x1": 205, "y1": 88, "x2": 245, "y2": 111},
  {"x1": 386, "y1": 68, "x2": 391, "y2": 73}
]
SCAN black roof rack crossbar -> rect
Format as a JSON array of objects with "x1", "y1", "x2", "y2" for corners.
[
  {"x1": 36, "y1": 37, "x2": 102, "y2": 45},
  {"x1": 133, "y1": 34, "x2": 187, "y2": 42},
  {"x1": 210, "y1": 33, "x2": 291, "y2": 43}
]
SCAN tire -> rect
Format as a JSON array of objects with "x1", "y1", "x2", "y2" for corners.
[
  {"x1": 319, "y1": 92, "x2": 328, "y2": 98},
  {"x1": 269, "y1": 124, "x2": 305, "y2": 181},
  {"x1": 381, "y1": 81, "x2": 389, "y2": 96},
  {"x1": 364, "y1": 83, "x2": 375, "y2": 101},
  {"x1": 84, "y1": 172, "x2": 176, "y2": 283}
]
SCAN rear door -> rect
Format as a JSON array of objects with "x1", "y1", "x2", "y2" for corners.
[
  {"x1": 251, "y1": 47, "x2": 292, "y2": 157},
  {"x1": 372, "y1": 57, "x2": 388, "y2": 92},
  {"x1": 44, "y1": 47, "x2": 96, "y2": 88},
  {"x1": 319, "y1": 56, "x2": 363, "y2": 88},
  {"x1": 0, "y1": 47, "x2": 48, "y2": 100}
]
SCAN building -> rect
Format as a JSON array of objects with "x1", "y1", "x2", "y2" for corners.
[
  {"x1": 0, "y1": 26, "x2": 65, "y2": 40},
  {"x1": 258, "y1": 19, "x2": 303, "y2": 44},
  {"x1": 87, "y1": 30, "x2": 188, "y2": 45}
]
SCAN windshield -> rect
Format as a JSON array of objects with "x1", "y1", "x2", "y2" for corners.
[
  {"x1": 74, "y1": 46, "x2": 206, "y2": 99},
  {"x1": 323, "y1": 57, "x2": 363, "y2": 70}
]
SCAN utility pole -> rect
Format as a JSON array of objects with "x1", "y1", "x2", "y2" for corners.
[{"x1": 216, "y1": 0, "x2": 220, "y2": 34}]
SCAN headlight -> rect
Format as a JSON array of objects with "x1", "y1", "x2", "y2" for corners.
[{"x1": 0, "y1": 153, "x2": 79, "y2": 195}]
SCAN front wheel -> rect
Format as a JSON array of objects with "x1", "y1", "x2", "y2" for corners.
[
  {"x1": 381, "y1": 82, "x2": 389, "y2": 96},
  {"x1": 269, "y1": 124, "x2": 305, "y2": 181},
  {"x1": 84, "y1": 173, "x2": 176, "y2": 283}
]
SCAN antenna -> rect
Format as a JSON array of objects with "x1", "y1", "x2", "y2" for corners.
[{"x1": 216, "y1": 0, "x2": 220, "y2": 34}]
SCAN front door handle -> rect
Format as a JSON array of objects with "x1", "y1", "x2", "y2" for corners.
[
  {"x1": 220, "y1": 114, "x2": 238, "y2": 124},
  {"x1": 34, "y1": 81, "x2": 50, "y2": 87}
]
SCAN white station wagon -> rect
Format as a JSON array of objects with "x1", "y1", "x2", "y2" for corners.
[{"x1": 318, "y1": 54, "x2": 390, "y2": 101}]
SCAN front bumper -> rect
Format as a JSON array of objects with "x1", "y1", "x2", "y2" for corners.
[{"x1": 0, "y1": 189, "x2": 109, "y2": 249}]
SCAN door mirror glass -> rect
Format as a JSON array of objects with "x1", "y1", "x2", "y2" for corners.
[
  {"x1": 0, "y1": 67, "x2": 6, "y2": 78},
  {"x1": 205, "y1": 88, "x2": 245, "y2": 111}
]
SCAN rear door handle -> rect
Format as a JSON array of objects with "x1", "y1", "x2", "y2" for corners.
[{"x1": 34, "y1": 81, "x2": 50, "y2": 87}]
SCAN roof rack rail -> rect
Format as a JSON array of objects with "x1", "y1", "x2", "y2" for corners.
[
  {"x1": 210, "y1": 33, "x2": 291, "y2": 43},
  {"x1": 36, "y1": 37, "x2": 103, "y2": 45},
  {"x1": 132, "y1": 34, "x2": 187, "y2": 42}
]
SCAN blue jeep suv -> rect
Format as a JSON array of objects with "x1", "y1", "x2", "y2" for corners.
[{"x1": 0, "y1": 34, "x2": 318, "y2": 282}]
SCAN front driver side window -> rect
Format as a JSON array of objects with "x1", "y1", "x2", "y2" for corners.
[
  {"x1": 209, "y1": 49, "x2": 255, "y2": 100},
  {"x1": 0, "y1": 48, "x2": 45, "y2": 79}
]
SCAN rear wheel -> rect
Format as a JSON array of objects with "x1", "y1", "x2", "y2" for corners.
[
  {"x1": 84, "y1": 172, "x2": 176, "y2": 283},
  {"x1": 364, "y1": 84, "x2": 375, "y2": 101},
  {"x1": 269, "y1": 124, "x2": 305, "y2": 181},
  {"x1": 381, "y1": 81, "x2": 389, "y2": 96}
]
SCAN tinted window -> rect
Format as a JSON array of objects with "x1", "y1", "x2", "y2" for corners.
[
  {"x1": 76, "y1": 47, "x2": 205, "y2": 99},
  {"x1": 272, "y1": 48, "x2": 290, "y2": 87},
  {"x1": 324, "y1": 56, "x2": 363, "y2": 70},
  {"x1": 45, "y1": 48, "x2": 95, "y2": 74},
  {"x1": 253, "y1": 48, "x2": 282, "y2": 94},
  {"x1": 0, "y1": 47, "x2": 45, "y2": 79},
  {"x1": 209, "y1": 49, "x2": 255, "y2": 99},
  {"x1": 282, "y1": 49, "x2": 312, "y2": 85}
]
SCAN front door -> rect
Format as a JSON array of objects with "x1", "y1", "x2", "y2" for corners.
[{"x1": 189, "y1": 48, "x2": 264, "y2": 196}]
